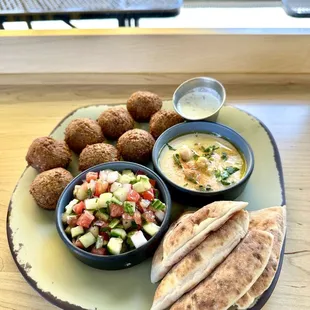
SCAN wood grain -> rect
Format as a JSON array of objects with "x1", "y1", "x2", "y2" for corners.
[
  {"x1": 1, "y1": 73, "x2": 310, "y2": 86},
  {"x1": 0, "y1": 84, "x2": 309, "y2": 310},
  {"x1": 1, "y1": 30, "x2": 310, "y2": 74}
]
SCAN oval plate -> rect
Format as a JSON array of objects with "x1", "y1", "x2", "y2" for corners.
[{"x1": 6, "y1": 102, "x2": 285, "y2": 310}]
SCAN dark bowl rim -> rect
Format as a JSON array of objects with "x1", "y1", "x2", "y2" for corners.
[
  {"x1": 56, "y1": 161, "x2": 172, "y2": 260},
  {"x1": 152, "y1": 121, "x2": 255, "y2": 196}
]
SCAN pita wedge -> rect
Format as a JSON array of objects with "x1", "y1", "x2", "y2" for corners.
[
  {"x1": 151, "y1": 210, "x2": 249, "y2": 310},
  {"x1": 235, "y1": 206, "x2": 287, "y2": 309},
  {"x1": 151, "y1": 201, "x2": 248, "y2": 283},
  {"x1": 170, "y1": 230, "x2": 274, "y2": 310}
]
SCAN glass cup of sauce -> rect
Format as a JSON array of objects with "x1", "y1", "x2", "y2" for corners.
[{"x1": 173, "y1": 77, "x2": 226, "y2": 122}]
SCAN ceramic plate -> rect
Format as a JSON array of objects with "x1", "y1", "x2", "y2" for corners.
[{"x1": 7, "y1": 102, "x2": 285, "y2": 310}]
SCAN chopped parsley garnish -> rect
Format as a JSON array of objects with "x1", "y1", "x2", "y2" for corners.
[
  {"x1": 226, "y1": 166, "x2": 240, "y2": 175},
  {"x1": 202, "y1": 144, "x2": 219, "y2": 159},
  {"x1": 173, "y1": 153, "x2": 182, "y2": 167},
  {"x1": 214, "y1": 166, "x2": 240, "y2": 185},
  {"x1": 184, "y1": 183, "x2": 188, "y2": 187},
  {"x1": 221, "y1": 152, "x2": 228, "y2": 161},
  {"x1": 166, "y1": 143, "x2": 176, "y2": 151},
  {"x1": 198, "y1": 185, "x2": 206, "y2": 191},
  {"x1": 192, "y1": 150, "x2": 199, "y2": 161},
  {"x1": 221, "y1": 180, "x2": 231, "y2": 186}
]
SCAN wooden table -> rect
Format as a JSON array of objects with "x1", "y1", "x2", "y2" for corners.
[{"x1": 0, "y1": 84, "x2": 309, "y2": 309}]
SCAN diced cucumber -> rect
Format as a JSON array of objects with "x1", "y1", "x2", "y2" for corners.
[
  {"x1": 61, "y1": 213, "x2": 68, "y2": 223},
  {"x1": 111, "y1": 228, "x2": 127, "y2": 240},
  {"x1": 71, "y1": 226, "x2": 84, "y2": 238},
  {"x1": 95, "y1": 210, "x2": 109, "y2": 221},
  {"x1": 119, "y1": 174, "x2": 132, "y2": 184},
  {"x1": 123, "y1": 201, "x2": 135, "y2": 215},
  {"x1": 65, "y1": 199, "x2": 79, "y2": 214},
  {"x1": 109, "y1": 219, "x2": 120, "y2": 229},
  {"x1": 137, "y1": 175, "x2": 150, "y2": 182},
  {"x1": 88, "y1": 225, "x2": 99, "y2": 238},
  {"x1": 114, "y1": 188, "x2": 129, "y2": 202},
  {"x1": 95, "y1": 235, "x2": 104, "y2": 249},
  {"x1": 98, "y1": 192, "x2": 113, "y2": 208},
  {"x1": 110, "y1": 182, "x2": 122, "y2": 192},
  {"x1": 122, "y1": 219, "x2": 132, "y2": 230},
  {"x1": 131, "y1": 231, "x2": 148, "y2": 248},
  {"x1": 115, "y1": 224, "x2": 124, "y2": 229},
  {"x1": 75, "y1": 186, "x2": 89, "y2": 200},
  {"x1": 151, "y1": 199, "x2": 166, "y2": 211},
  {"x1": 85, "y1": 198, "x2": 99, "y2": 210},
  {"x1": 66, "y1": 214, "x2": 78, "y2": 223},
  {"x1": 122, "y1": 170, "x2": 134, "y2": 176},
  {"x1": 79, "y1": 232, "x2": 96, "y2": 248},
  {"x1": 132, "y1": 177, "x2": 151, "y2": 193},
  {"x1": 155, "y1": 210, "x2": 165, "y2": 222},
  {"x1": 107, "y1": 171, "x2": 120, "y2": 184},
  {"x1": 143, "y1": 223, "x2": 160, "y2": 236},
  {"x1": 126, "y1": 230, "x2": 137, "y2": 248},
  {"x1": 65, "y1": 226, "x2": 72, "y2": 235},
  {"x1": 111, "y1": 196, "x2": 122, "y2": 205},
  {"x1": 107, "y1": 237, "x2": 123, "y2": 255},
  {"x1": 100, "y1": 226, "x2": 110, "y2": 233}
]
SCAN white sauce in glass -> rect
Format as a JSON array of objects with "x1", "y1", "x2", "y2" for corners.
[{"x1": 178, "y1": 87, "x2": 221, "y2": 119}]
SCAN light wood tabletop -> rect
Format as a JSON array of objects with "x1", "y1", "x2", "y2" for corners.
[{"x1": 0, "y1": 84, "x2": 309, "y2": 309}]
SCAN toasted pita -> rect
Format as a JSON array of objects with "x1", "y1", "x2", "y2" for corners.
[
  {"x1": 170, "y1": 230, "x2": 274, "y2": 310},
  {"x1": 151, "y1": 210, "x2": 249, "y2": 310},
  {"x1": 151, "y1": 201, "x2": 248, "y2": 283},
  {"x1": 235, "y1": 206, "x2": 286, "y2": 309}
]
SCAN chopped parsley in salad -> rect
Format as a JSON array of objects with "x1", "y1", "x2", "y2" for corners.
[{"x1": 62, "y1": 169, "x2": 166, "y2": 256}]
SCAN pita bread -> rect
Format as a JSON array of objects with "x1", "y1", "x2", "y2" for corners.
[
  {"x1": 170, "y1": 230, "x2": 274, "y2": 310},
  {"x1": 151, "y1": 201, "x2": 248, "y2": 283},
  {"x1": 151, "y1": 210, "x2": 249, "y2": 310},
  {"x1": 235, "y1": 206, "x2": 286, "y2": 309}
]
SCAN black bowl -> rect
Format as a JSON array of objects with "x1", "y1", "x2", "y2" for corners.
[
  {"x1": 56, "y1": 161, "x2": 171, "y2": 270},
  {"x1": 152, "y1": 122, "x2": 254, "y2": 206}
]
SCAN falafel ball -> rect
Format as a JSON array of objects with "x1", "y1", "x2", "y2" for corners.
[
  {"x1": 117, "y1": 129, "x2": 155, "y2": 163},
  {"x1": 127, "y1": 91, "x2": 162, "y2": 121},
  {"x1": 64, "y1": 118, "x2": 104, "y2": 153},
  {"x1": 79, "y1": 143, "x2": 120, "y2": 171},
  {"x1": 150, "y1": 110, "x2": 184, "y2": 139},
  {"x1": 97, "y1": 107, "x2": 134, "y2": 139},
  {"x1": 30, "y1": 168, "x2": 73, "y2": 210},
  {"x1": 26, "y1": 137, "x2": 71, "y2": 172}
]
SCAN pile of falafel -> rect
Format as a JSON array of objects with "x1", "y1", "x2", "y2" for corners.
[{"x1": 27, "y1": 91, "x2": 184, "y2": 210}]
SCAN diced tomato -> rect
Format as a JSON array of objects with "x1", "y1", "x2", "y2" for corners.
[
  {"x1": 142, "y1": 210, "x2": 156, "y2": 223},
  {"x1": 127, "y1": 190, "x2": 140, "y2": 203},
  {"x1": 149, "y1": 179, "x2": 156, "y2": 187},
  {"x1": 94, "y1": 181, "x2": 108, "y2": 197},
  {"x1": 141, "y1": 189, "x2": 154, "y2": 201},
  {"x1": 91, "y1": 247, "x2": 107, "y2": 255},
  {"x1": 136, "y1": 200, "x2": 145, "y2": 213},
  {"x1": 100, "y1": 232, "x2": 110, "y2": 241},
  {"x1": 110, "y1": 204, "x2": 124, "y2": 218},
  {"x1": 134, "y1": 210, "x2": 142, "y2": 226},
  {"x1": 76, "y1": 211, "x2": 95, "y2": 228},
  {"x1": 122, "y1": 213, "x2": 134, "y2": 220},
  {"x1": 74, "y1": 239, "x2": 84, "y2": 249},
  {"x1": 67, "y1": 216, "x2": 78, "y2": 227},
  {"x1": 136, "y1": 170, "x2": 146, "y2": 176},
  {"x1": 86, "y1": 172, "x2": 98, "y2": 183},
  {"x1": 73, "y1": 201, "x2": 85, "y2": 215}
]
